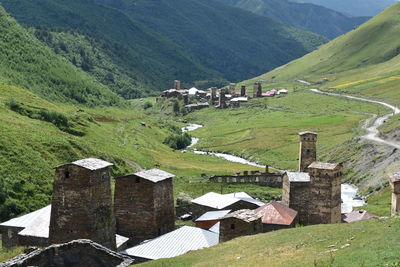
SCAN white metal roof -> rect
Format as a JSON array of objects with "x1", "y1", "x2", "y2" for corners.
[
  {"x1": 134, "y1": 169, "x2": 175, "y2": 183},
  {"x1": 208, "y1": 222, "x2": 220, "y2": 234},
  {"x1": 230, "y1": 97, "x2": 248, "y2": 102},
  {"x1": 224, "y1": 192, "x2": 264, "y2": 207},
  {"x1": 286, "y1": 172, "x2": 310, "y2": 182},
  {"x1": 195, "y1": 210, "x2": 231, "y2": 222},
  {"x1": 188, "y1": 87, "x2": 199, "y2": 95},
  {"x1": 71, "y1": 158, "x2": 113, "y2": 170},
  {"x1": 116, "y1": 234, "x2": 130, "y2": 248},
  {"x1": 192, "y1": 192, "x2": 239, "y2": 209},
  {"x1": 122, "y1": 226, "x2": 219, "y2": 260},
  {"x1": 0, "y1": 205, "x2": 51, "y2": 228}
]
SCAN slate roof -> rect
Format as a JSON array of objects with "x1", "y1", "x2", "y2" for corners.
[
  {"x1": 342, "y1": 210, "x2": 378, "y2": 223},
  {"x1": 299, "y1": 131, "x2": 317, "y2": 136},
  {"x1": 222, "y1": 209, "x2": 261, "y2": 223},
  {"x1": 122, "y1": 226, "x2": 219, "y2": 260},
  {"x1": 69, "y1": 158, "x2": 113, "y2": 170},
  {"x1": 286, "y1": 172, "x2": 310, "y2": 182},
  {"x1": 134, "y1": 169, "x2": 175, "y2": 183},
  {"x1": 254, "y1": 201, "x2": 298, "y2": 226},
  {"x1": 308, "y1": 162, "x2": 340, "y2": 170},
  {"x1": 195, "y1": 210, "x2": 231, "y2": 222},
  {"x1": 389, "y1": 171, "x2": 400, "y2": 181}
]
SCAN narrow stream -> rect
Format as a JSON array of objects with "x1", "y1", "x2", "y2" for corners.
[{"x1": 182, "y1": 124, "x2": 365, "y2": 213}]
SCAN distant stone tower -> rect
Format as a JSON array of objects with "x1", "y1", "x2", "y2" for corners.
[
  {"x1": 241, "y1": 85, "x2": 246, "y2": 97},
  {"x1": 174, "y1": 80, "x2": 181, "y2": 90},
  {"x1": 49, "y1": 158, "x2": 116, "y2": 250},
  {"x1": 218, "y1": 89, "x2": 227, "y2": 108},
  {"x1": 299, "y1": 132, "x2": 317, "y2": 172},
  {"x1": 114, "y1": 169, "x2": 175, "y2": 245},
  {"x1": 308, "y1": 162, "x2": 342, "y2": 225},
  {"x1": 389, "y1": 172, "x2": 400, "y2": 216},
  {"x1": 229, "y1": 83, "x2": 236, "y2": 95},
  {"x1": 210, "y1": 87, "x2": 217, "y2": 105}
]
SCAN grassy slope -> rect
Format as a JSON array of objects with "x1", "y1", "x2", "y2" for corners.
[
  {"x1": 215, "y1": 0, "x2": 369, "y2": 39},
  {"x1": 0, "y1": 6, "x2": 120, "y2": 106},
  {"x1": 243, "y1": 2, "x2": 400, "y2": 106},
  {"x1": 141, "y1": 216, "x2": 400, "y2": 267}
]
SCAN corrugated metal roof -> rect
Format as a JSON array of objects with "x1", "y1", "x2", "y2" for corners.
[
  {"x1": 286, "y1": 172, "x2": 310, "y2": 182},
  {"x1": 116, "y1": 234, "x2": 130, "y2": 248},
  {"x1": 192, "y1": 192, "x2": 239, "y2": 209},
  {"x1": 342, "y1": 210, "x2": 378, "y2": 223},
  {"x1": 71, "y1": 158, "x2": 113, "y2": 170},
  {"x1": 0, "y1": 205, "x2": 51, "y2": 228},
  {"x1": 224, "y1": 192, "x2": 265, "y2": 207},
  {"x1": 308, "y1": 162, "x2": 339, "y2": 170},
  {"x1": 255, "y1": 201, "x2": 297, "y2": 226},
  {"x1": 18, "y1": 206, "x2": 52, "y2": 238},
  {"x1": 208, "y1": 222, "x2": 220, "y2": 234},
  {"x1": 222, "y1": 209, "x2": 261, "y2": 223},
  {"x1": 122, "y1": 226, "x2": 219, "y2": 260},
  {"x1": 195, "y1": 210, "x2": 231, "y2": 222},
  {"x1": 134, "y1": 169, "x2": 175, "y2": 183}
]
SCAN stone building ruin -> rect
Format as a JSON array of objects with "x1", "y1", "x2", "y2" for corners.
[
  {"x1": 49, "y1": 158, "x2": 116, "y2": 250},
  {"x1": 389, "y1": 172, "x2": 400, "y2": 216},
  {"x1": 114, "y1": 169, "x2": 175, "y2": 245}
]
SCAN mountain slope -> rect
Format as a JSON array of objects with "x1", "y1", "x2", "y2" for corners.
[
  {"x1": 247, "y1": 2, "x2": 400, "y2": 106},
  {"x1": 0, "y1": 6, "x2": 121, "y2": 106},
  {"x1": 294, "y1": 0, "x2": 398, "y2": 17},
  {"x1": 215, "y1": 0, "x2": 369, "y2": 39},
  {"x1": 1, "y1": 0, "x2": 326, "y2": 97}
]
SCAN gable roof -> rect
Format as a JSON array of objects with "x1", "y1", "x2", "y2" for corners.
[
  {"x1": 255, "y1": 201, "x2": 298, "y2": 226},
  {"x1": 299, "y1": 131, "x2": 317, "y2": 136},
  {"x1": 308, "y1": 162, "x2": 340, "y2": 170},
  {"x1": 57, "y1": 158, "x2": 113, "y2": 170},
  {"x1": 342, "y1": 210, "x2": 378, "y2": 223},
  {"x1": 195, "y1": 210, "x2": 231, "y2": 222},
  {"x1": 286, "y1": 172, "x2": 310, "y2": 182},
  {"x1": 192, "y1": 192, "x2": 240, "y2": 209},
  {"x1": 122, "y1": 226, "x2": 218, "y2": 260},
  {"x1": 133, "y1": 169, "x2": 175, "y2": 183},
  {"x1": 223, "y1": 192, "x2": 264, "y2": 207},
  {"x1": 222, "y1": 209, "x2": 261, "y2": 223},
  {"x1": 0, "y1": 205, "x2": 51, "y2": 229}
]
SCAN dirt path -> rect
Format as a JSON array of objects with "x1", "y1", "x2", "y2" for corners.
[{"x1": 310, "y1": 89, "x2": 400, "y2": 149}]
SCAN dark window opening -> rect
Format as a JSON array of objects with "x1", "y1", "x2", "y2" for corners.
[
  {"x1": 230, "y1": 224, "x2": 235, "y2": 230},
  {"x1": 306, "y1": 149, "x2": 310, "y2": 153},
  {"x1": 135, "y1": 177, "x2": 140, "y2": 183},
  {"x1": 158, "y1": 228, "x2": 161, "y2": 236},
  {"x1": 65, "y1": 171, "x2": 70, "y2": 179}
]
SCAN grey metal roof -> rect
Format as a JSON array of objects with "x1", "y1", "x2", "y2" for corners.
[
  {"x1": 134, "y1": 169, "x2": 175, "y2": 183},
  {"x1": 0, "y1": 205, "x2": 51, "y2": 228},
  {"x1": 286, "y1": 172, "x2": 310, "y2": 182},
  {"x1": 299, "y1": 131, "x2": 317, "y2": 136},
  {"x1": 308, "y1": 162, "x2": 340, "y2": 170},
  {"x1": 116, "y1": 234, "x2": 130, "y2": 248},
  {"x1": 224, "y1": 192, "x2": 265, "y2": 207},
  {"x1": 122, "y1": 226, "x2": 219, "y2": 260},
  {"x1": 192, "y1": 192, "x2": 239, "y2": 209},
  {"x1": 195, "y1": 210, "x2": 231, "y2": 222},
  {"x1": 222, "y1": 209, "x2": 261, "y2": 223},
  {"x1": 70, "y1": 158, "x2": 113, "y2": 170},
  {"x1": 208, "y1": 222, "x2": 220, "y2": 234}
]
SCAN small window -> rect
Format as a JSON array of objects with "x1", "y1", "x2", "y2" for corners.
[
  {"x1": 306, "y1": 149, "x2": 310, "y2": 153},
  {"x1": 135, "y1": 177, "x2": 140, "y2": 183},
  {"x1": 158, "y1": 228, "x2": 161, "y2": 236},
  {"x1": 64, "y1": 171, "x2": 70, "y2": 179},
  {"x1": 230, "y1": 224, "x2": 235, "y2": 230}
]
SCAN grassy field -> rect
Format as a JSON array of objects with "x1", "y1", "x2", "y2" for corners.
[{"x1": 140, "y1": 216, "x2": 400, "y2": 267}]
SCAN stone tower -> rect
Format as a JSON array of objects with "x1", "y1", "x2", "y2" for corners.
[
  {"x1": 174, "y1": 80, "x2": 181, "y2": 90},
  {"x1": 229, "y1": 83, "x2": 236, "y2": 95},
  {"x1": 210, "y1": 87, "x2": 217, "y2": 105},
  {"x1": 114, "y1": 169, "x2": 175, "y2": 245},
  {"x1": 241, "y1": 85, "x2": 246, "y2": 97},
  {"x1": 49, "y1": 158, "x2": 116, "y2": 250},
  {"x1": 299, "y1": 132, "x2": 317, "y2": 172},
  {"x1": 389, "y1": 172, "x2": 400, "y2": 216},
  {"x1": 308, "y1": 162, "x2": 342, "y2": 225},
  {"x1": 218, "y1": 89, "x2": 227, "y2": 108}
]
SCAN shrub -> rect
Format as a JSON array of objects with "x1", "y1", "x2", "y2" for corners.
[
  {"x1": 163, "y1": 132, "x2": 192, "y2": 150},
  {"x1": 143, "y1": 102, "x2": 153, "y2": 110}
]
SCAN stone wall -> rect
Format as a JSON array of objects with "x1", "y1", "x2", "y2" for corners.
[
  {"x1": 209, "y1": 172, "x2": 283, "y2": 188},
  {"x1": 0, "y1": 226, "x2": 23, "y2": 248},
  {"x1": 114, "y1": 175, "x2": 174, "y2": 245},
  {"x1": 220, "y1": 217, "x2": 262, "y2": 242},
  {"x1": 262, "y1": 223, "x2": 292, "y2": 233},
  {"x1": 282, "y1": 176, "x2": 310, "y2": 224},
  {"x1": 1, "y1": 239, "x2": 133, "y2": 267},
  {"x1": 49, "y1": 165, "x2": 116, "y2": 250}
]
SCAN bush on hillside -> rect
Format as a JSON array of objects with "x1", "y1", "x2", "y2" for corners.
[{"x1": 163, "y1": 132, "x2": 192, "y2": 150}]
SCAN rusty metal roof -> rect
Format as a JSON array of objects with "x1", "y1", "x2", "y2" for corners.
[
  {"x1": 255, "y1": 201, "x2": 298, "y2": 226},
  {"x1": 342, "y1": 210, "x2": 378, "y2": 223},
  {"x1": 308, "y1": 162, "x2": 340, "y2": 170},
  {"x1": 134, "y1": 169, "x2": 175, "y2": 183},
  {"x1": 222, "y1": 209, "x2": 261, "y2": 223}
]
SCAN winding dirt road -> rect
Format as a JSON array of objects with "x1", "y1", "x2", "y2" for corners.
[{"x1": 310, "y1": 89, "x2": 400, "y2": 149}]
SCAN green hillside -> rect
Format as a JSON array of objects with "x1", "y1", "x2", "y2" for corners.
[
  {"x1": 1, "y1": 0, "x2": 326, "y2": 97},
  {"x1": 140, "y1": 216, "x2": 400, "y2": 267},
  {"x1": 246, "y1": 2, "x2": 400, "y2": 106},
  {"x1": 0, "y1": 6, "x2": 120, "y2": 106},
  {"x1": 215, "y1": 0, "x2": 369, "y2": 39}
]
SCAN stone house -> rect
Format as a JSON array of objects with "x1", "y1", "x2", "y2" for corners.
[
  {"x1": 114, "y1": 169, "x2": 175, "y2": 245},
  {"x1": 254, "y1": 201, "x2": 298, "y2": 232},
  {"x1": 191, "y1": 192, "x2": 264, "y2": 220},
  {"x1": 282, "y1": 171, "x2": 310, "y2": 223},
  {"x1": 389, "y1": 171, "x2": 400, "y2": 216},
  {"x1": 49, "y1": 158, "x2": 116, "y2": 250},
  {"x1": 219, "y1": 209, "x2": 262, "y2": 242}
]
